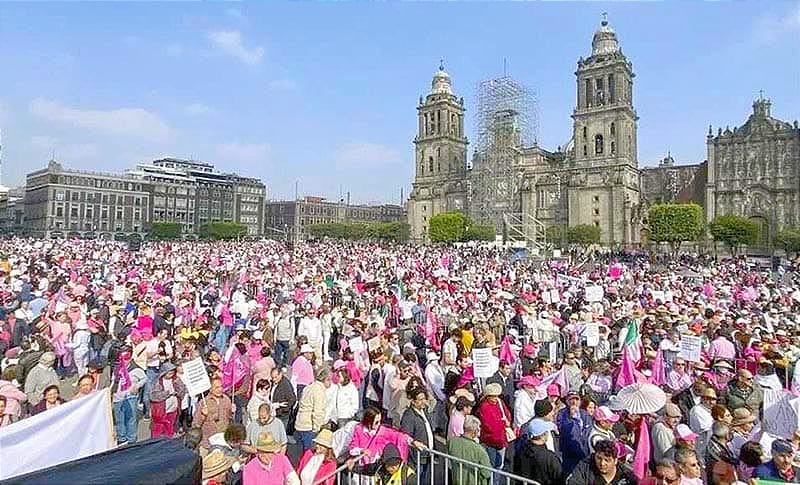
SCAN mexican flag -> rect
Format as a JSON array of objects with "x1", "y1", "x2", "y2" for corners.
[{"x1": 623, "y1": 319, "x2": 642, "y2": 364}]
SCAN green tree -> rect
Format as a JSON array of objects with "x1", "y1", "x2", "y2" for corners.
[
  {"x1": 546, "y1": 225, "x2": 566, "y2": 245},
  {"x1": 647, "y1": 203, "x2": 704, "y2": 255},
  {"x1": 428, "y1": 212, "x2": 468, "y2": 243},
  {"x1": 566, "y1": 224, "x2": 601, "y2": 246},
  {"x1": 776, "y1": 228, "x2": 800, "y2": 256},
  {"x1": 307, "y1": 222, "x2": 410, "y2": 243},
  {"x1": 149, "y1": 222, "x2": 182, "y2": 240},
  {"x1": 464, "y1": 223, "x2": 496, "y2": 241},
  {"x1": 708, "y1": 215, "x2": 760, "y2": 255},
  {"x1": 199, "y1": 221, "x2": 248, "y2": 240}
]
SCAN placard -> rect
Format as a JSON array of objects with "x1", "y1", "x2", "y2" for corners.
[
  {"x1": 763, "y1": 389, "x2": 798, "y2": 439},
  {"x1": 585, "y1": 322, "x2": 600, "y2": 347},
  {"x1": 113, "y1": 285, "x2": 126, "y2": 302},
  {"x1": 472, "y1": 347, "x2": 496, "y2": 378},
  {"x1": 180, "y1": 358, "x2": 211, "y2": 396},
  {"x1": 349, "y1": 336, "x2": 365, "y2": 353},
  {"x1": 552, "y1": 250, "x2": 562, "y2": 258},
  {"x1": 678, "y1": 335, "x2": 702, "y2": 363},
  {"x1": 549, "y1": 289, "x2": 560, "y2": 304},
  {"x1": 585, "y1": 285, "x2": 605, "y2": 302},
  {"x1": 549, "y1": 341, "x2": 558, "y2": 363},
  {"x1": 367, "y1": 336, "x2": 381, "y2": 352},
  {"x1": 651, "y1": 290, "x2": 665, "y2": 302},
  {"x1": 542, "y1": 291, "x2": 552, "y2": 305}
]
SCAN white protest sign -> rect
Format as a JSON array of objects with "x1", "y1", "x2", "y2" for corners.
[
  {"x1": 367, "y1": 336, "x2": 381, "y2": 352},
  {"x1": 349, "y1": 337, "x2": 365, "y2": 354},
  {"x1": 180, "y1": 358, "x2": 211, "y2": 396},
  {"x1": 664, "y1": 291, "x2": 674, "y2": 302},
  {"x1": 763, "y1": 389, "x2": 798, "y2": 439},
  {"x1": 676, "y1": 324, "x2": 689, "y2": 334},
  {"x1": 678, "y1": 335, "x2": 702, "y2": 363},
  {"x1": 585, "y1": 285, "x2": 605, "y2": 302},
  {"x1": 553, "y1": 250, "x2": 562, "y2": 258},
  {"x1": 112, "y1": 285, "x2": 126, "y2": 302},
  {"x1": 472, "y1": 347, "x2": 497, "y2": 378},
  {"x1": 549, "y1": 341, "x2": 558, "y2": 363},
  {"x1": 549, "y1": 289, "x2": 560, "y2": 304},
  {"x1": 585, "y1": 322, "x2": 600, "y2": 347},
  {"x1": 651, "y1": 290, "x2": 665, "y2": 302},
  {"x1": 542, "y1": 291, "x2": 552, "y2": 305}
]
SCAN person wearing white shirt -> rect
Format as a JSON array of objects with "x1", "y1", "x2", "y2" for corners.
[
  {"x1": 325, "y1": 368, "x2": 360, "y2": 427},
  {"x1": 382, "y1": 356, "x2": 399, "y2": 412},
  {"x1": 424, "y1": 352, "x2": 446, "y2": 431},
  {"x1": 689, "y1": 387, "x2": 717, "y2": 462},
  {"x1": 513, "y1": 377, "x2": 540, "y2": 429},
  {"x1": 297, "y1": 312, "x2": 323, "y2": 360},
  {"x1": 319, "y1": 308, "x2": 333, "y2": 362}
]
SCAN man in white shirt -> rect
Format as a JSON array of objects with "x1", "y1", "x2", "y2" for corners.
[
  {"x1": 297, "y1": 309, "x2": 323, "y2": 361},
  {"x1": 423, "y1": 352, "x2": 446, "y2": 432},
  {"x1": 689, "y1": 387, "x2": 717, "y2": 462}
]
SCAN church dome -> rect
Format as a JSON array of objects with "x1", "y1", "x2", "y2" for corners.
[
  {"x1": 592, "y1": 16, "x2": 619, "y2": 56},
  {"x1": 431, "y1": 61, "x2": 453, "y2": 95}
]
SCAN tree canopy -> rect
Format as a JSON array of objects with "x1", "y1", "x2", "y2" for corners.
[
  {"x1": 648, "y1": 203, "x2": 704, "y2": 252},
  {"x1": 198, "y1": 221, "x2": 249, "y2": 240},
  {"x1": 428, "y1": 212, "x2": 496, "y2": 243},
  {"x1": 149, "y1": 222, "x2": 182, "y2": 240},
  {"x1": 708, "y1": 215, "x2": 760, "y2": 254},
  {"x1": 567, "y1": 224, "x2": 602, "y2": 245}
]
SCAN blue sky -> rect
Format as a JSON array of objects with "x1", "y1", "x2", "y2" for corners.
[{"x1": 1, "y1": 1, "x2": 798, "y2": 204}]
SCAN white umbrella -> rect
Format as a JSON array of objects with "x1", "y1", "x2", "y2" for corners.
[{"x1": 609, "y1": 382, "x2": 667, "y2": 415}]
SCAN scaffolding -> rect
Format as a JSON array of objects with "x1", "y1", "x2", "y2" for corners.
[{"x1": 468, "y1": 76, "x2": 538, "y2": 230}]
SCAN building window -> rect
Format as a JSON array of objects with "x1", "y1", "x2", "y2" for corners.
[
  {"x1": 55, "y1": 191, "x2": 65, "y2": 201},
  {"x1": 582, "y1": 126, "x2": 587, "y2": 140},
  {"x1": 56, "y1": 206, "x2": 64, "y2": 217},
  {"x1": 594, "y1": 208, "x2": 600, "y2": 216},
  {"x1": 608, "y1": 73, "x2": 615, "y2": 103},
  {"x1": 610, "y1": 122, "x2": 615, "y2": 137},
  {"x1": 610, "y1": 142, "x2": 616, "y2": 155},
  {"x1": 595, "y1": 134, "x2": 604, "y2": 155},
  {"x1": 594, "y1": 221, "x2": 600, "y2": 227},
  {"x1": 593, "y1": 196, "x2": 600, "y2": 203},
  {"x1": 585, "y1": 79, "x2": 592, "y2": 107},
  {"x1": 428, "y1": 157, "x2": 434, "y2": 173},
  {"x1": 583, "y1": 145, "x2": 587, "y2": 157}
]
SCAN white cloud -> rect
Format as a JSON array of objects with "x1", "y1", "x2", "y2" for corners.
[
  {"x1": 165, "y1": 43, "x2": 184, "y2": 57},
  {"x1": 755, "y1": 3, "x2": 800, "y2": 44},
  {"x1": 207, "y1": 30, "x2": 264, "y2": 66},
  {"x1": 216, "y1": 142, "x2": 271, "y2": 165},
  {"x1": 29, "y1": 97, "x2": 173, "y2": 142},
  {"x1": 268, "y1": 79, "x2": 297, "y2": 91},
  {"x1": 184, "y1": 102, "x2": 212, "y2": 116},
  {"x1": 334, "y1": 142, "x2": 402, "y2": 168}
]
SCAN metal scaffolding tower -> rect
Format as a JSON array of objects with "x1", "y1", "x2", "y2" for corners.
[{"x1": 469, "y1": 76, "x2": 539, "y2": 233}]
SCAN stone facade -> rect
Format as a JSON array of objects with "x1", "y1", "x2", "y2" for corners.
[
  {"x1": 706, "y1": 98, "x2": 800, "y2": 243},
  {"x1": 407, "y1": 17, "x2": 643, "y2": 245},
  {"x1": 406, "y1": 63, "x2": 469, "y2": 240},
  {"x1": 640, "y1": 155, "x2": 706, "y2": 206}
]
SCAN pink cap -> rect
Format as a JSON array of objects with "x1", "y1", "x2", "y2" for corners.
[
  {"x1": 546, "y1": 384, "x2": 560, "y2": 397},
  {"x1": 518, "y1": 375, "x2": 540, "y2": 389},
  {"x1": 675, "y1": 424, "x2": 698, "y2": 441},
  {"x1": 523, "y1": 344, "x2": 536, "y2": 357},
  {"x1": 593, "y1": 406, "x2": 620, "y2": 423}
]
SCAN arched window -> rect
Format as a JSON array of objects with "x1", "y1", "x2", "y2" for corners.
[
  {"x1": 429, "y1": 156, "x2": 434, "y2": 173},
  {"x1": 583, "y1": 145, "x2": 588, "y2": 157},
  {"x1": 610, "y1": 122, "x2": 615, "y2": 137},
  {"x1": 610, "y1": 141, "x2": 616, "y2": 155},
  {"x1": 420, "y1": 163, "x2": 424, "y2": 175},
  {"x1": 595, "y1": 134, "x2": 604, "y2": 155},
  {"x1": 583, "y1": 126, "x2": 587, "y2": 140}
]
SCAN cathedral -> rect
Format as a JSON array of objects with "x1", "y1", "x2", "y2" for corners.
[{"x1": 406, "y1": 17, "x2": 800, "y2": 247}]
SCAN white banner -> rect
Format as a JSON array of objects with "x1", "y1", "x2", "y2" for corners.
[
  {"x1": 0, "y1": 388, "x2": 115, "y2": 480},
  {"x1": 585, "y1": 322, "x2": 600, "y2": 347},
  {"x1": 763, "y1": 389, "x2": 799, "y2": 439},
  {"x1": 585, "y1": 285, "x2": 604, "y2": 302},
  {"x1": 472, "y1": 347, "x2": 497, "y2": 378},
  {"x1": 181, "y1": 358, "x2": 211, "y2": 396},
  {"x1": 678, "y1": 335, "x2": 702, "y2": 362}
]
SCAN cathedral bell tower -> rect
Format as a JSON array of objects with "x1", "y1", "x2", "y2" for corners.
[
  {"x1": 407, "y1": 62, "x2": 468, "y2": 242},
  {"x1": 568, "y1": 14, "x2": 641, "y2": 245}
]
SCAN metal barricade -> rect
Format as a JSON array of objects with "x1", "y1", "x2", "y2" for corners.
[{"x1": 318, "y1": 446, "x2": 541, "y2": 485}]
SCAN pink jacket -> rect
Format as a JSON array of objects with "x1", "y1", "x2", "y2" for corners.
[
  {"x1": 0, "y1": 380, "x2": 27, "y2": 419},
  {"x1": 349, "y1": 423, "x2": 411, "y2": 464}
]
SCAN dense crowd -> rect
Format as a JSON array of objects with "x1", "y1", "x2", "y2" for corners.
[{"x1": 2, "y1": 237, "x2": 800, "y2": 485}]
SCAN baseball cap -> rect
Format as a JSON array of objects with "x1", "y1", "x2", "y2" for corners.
[
  {"x1": 527, "y1": 419, "x2": 556, "y2": 437},
  {"x1": 675, "y1": 424, "x2": 698, "y2": 441}
]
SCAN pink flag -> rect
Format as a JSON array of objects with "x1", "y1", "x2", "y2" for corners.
[
  {"x1": 608, "y1": 263, "x2": 623, "y2": 280},
  {"x1": 424, "y1": 309, "x2": 441, "y2": 351},
  {"x1": 615, "y1": 346, "x2": 647, "y2": 389},
  {"x1": 632, "y1": 418, "x2": 651, "y2": 480},
  {"x1": 222, "y1": 346, "x2": 250, "y2": 391},
  {"x1": 650, "y1": 349, "x2": 666, "y2": 386},
  {"x1": 116, "y1": 361, "x2": 132, "y2": 393},
  {"x1": 537, "y1": 368, "x2": 570, "y2": 397},
  {"x1": 499, "y1": 335, "x2": 516, "y2": 366}
]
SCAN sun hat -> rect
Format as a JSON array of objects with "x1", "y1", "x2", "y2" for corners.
[
  {"x1": 664, "y1": 403, "x2": 682, "y2": 418},
  {"x1": 255, "y1": 432, "x2": 282, "y2": 452},
  {"x1": 202, "y1": 449, "x2": 235, "y2": 480},
  {"x1": 701, "y1": 388, "x2": 718, "y2": 400},
  {"x1": 313, "y1": 429, "x2": 334, "y2": 449},
  {"x1": 594, "y1": 406, "x2": 620, "y2": 423},
  {"x1": 732, "y1": 408, "x2": 757, "y2": 426},
  {"x1": 675, "y1": 424, "x2": 698, "y2": 441},
  {"x1": 300, "y1": 344, "x2": 315, "y2": 354},
  {"x1": 484, "y1": 382, "x2": 502, "y2": 397},
  {"x1": 527, "y1": 418, "x2": 556, "y2": 437}
]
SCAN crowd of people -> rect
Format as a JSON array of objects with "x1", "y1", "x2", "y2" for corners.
[{"x1": 2, "y1": 237, "x2": 800, "y2": 484}]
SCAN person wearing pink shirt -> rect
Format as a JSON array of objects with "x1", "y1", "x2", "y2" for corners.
[
  {"x1": 709, "y1": 330, "x2": 736, "y2": 361},
  {"x1": 242, "y1": 432, "x2": 299, "y2": 485},
  {"x1": 291, "y1": 344, "x2": 315, "y2": 397},
  {"x1": 667, "y1": 358, "x2": 694, "y2": 393}
]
